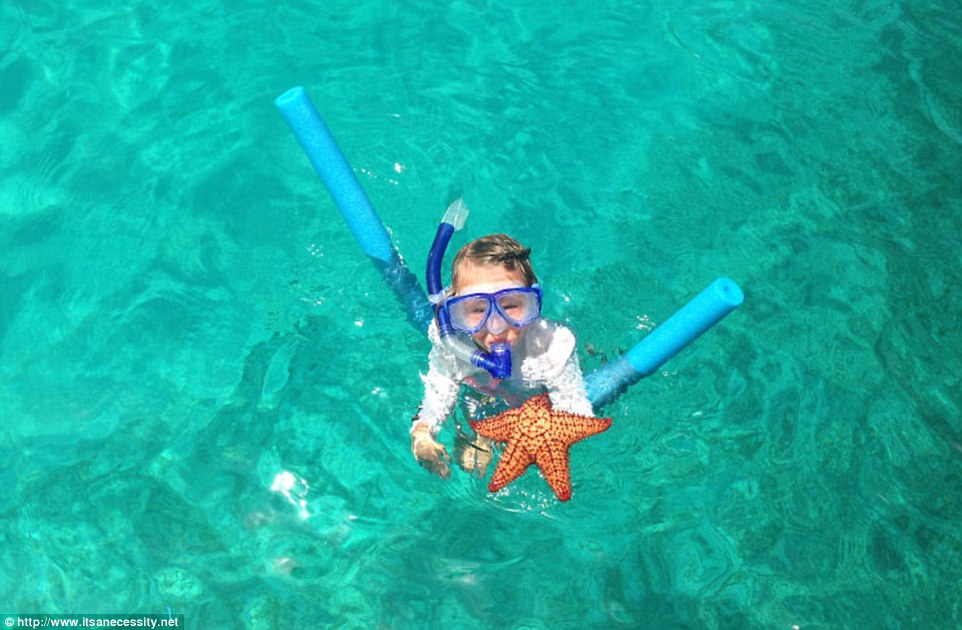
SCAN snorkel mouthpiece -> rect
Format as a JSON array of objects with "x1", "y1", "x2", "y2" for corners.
[
  {"x1": 472, "y1": 341, "x2": 512, "y2": 380},
  {"x1": 426, "y1": 199, "x2": 513, "y2": 379}
]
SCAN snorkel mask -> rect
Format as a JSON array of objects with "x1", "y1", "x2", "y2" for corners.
[
  {"x1": 425, "y1": 199, "x2": 514, "y2": 379},
  {"x1": 443, "y1": 285, "x2": 542, "y2": 335}
]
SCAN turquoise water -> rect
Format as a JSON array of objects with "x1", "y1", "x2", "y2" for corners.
[{"x1": 2, "y1": 0, "x2": 961, "y2": 627}]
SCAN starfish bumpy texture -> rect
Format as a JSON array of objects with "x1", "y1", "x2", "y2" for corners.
[{"x1": 469, "y1": 393, "x2": 612, "y2": 501}]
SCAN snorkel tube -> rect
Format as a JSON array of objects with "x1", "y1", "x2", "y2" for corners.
[{"x1": 426, "y1": 199, "x2": 513, "y2": 379}]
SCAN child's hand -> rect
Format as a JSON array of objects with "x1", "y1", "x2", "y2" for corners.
[
  {"x1": 456, "y1": 435, "x2": 493, "y2": 478},
  {"x1": 411, "y1": 422, "x2": 451, "y2": 479}
]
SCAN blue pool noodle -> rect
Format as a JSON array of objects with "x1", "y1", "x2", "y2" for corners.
[
  {"x1": 275, "y1": 86, "x2": 394, "y2": 263},
  {"x1": 275, "y1": 86, "x2": 433, "y2": 332},
  {"x1": 585, "y1": 277, "x2": 744, "y2": 408}
]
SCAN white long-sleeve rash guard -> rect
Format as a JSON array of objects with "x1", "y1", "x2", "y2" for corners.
[{"x1": 412, "y1": 317, "x2": 595, "y2": 436}]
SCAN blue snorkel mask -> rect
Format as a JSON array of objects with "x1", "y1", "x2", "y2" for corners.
[
  {"x1": 425, "y1": 199, "x2": 515, "y2": 379},
  {"x1": 443, "y1": 286, "x2": 542, "y2": 335}
]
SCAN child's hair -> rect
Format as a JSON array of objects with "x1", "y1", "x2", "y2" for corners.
[{"x1": 451, "y1": 234, "x2": 538, "y2": 291}]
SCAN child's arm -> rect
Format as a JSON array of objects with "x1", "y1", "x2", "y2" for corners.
[
  {"x1": 546, "y1": 351, "x2": 594, "y2": 416},
  {"x1": 410, "y1": 331, "x2": 461, "y2": 477},
  {"x1": 523, "y1": 323, "x2": 595, "y2": 415}
]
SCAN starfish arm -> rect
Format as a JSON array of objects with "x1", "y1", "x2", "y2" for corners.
[
  {"x1": 534, "y1": 440, "x2": 573, "y2": 502},
  {"x1": 469, "y1": 407, "x2": 522, "y2": 442},
  {"x1": 488, "y1": 440, "x2": 535, "y2": 492},
  {"x1": 555, "y1": 415, "x2": 613, "y2": 447}
]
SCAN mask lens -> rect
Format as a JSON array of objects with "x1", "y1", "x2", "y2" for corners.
[
  {"x1": 448, "y1": 296, "x2": 492, "y2": 333},
  {"x1": 495, "y1": 289, "x2": 541, "y2": 327}
]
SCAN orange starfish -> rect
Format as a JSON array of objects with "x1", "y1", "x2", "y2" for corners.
[{"x1": 469, "y1": 393, "x2": 612, "y2": 501}]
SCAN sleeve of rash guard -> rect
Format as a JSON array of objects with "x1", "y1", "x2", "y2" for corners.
[
  {"x1": 412, "y1": 324, "x2": 461, "y2": 435},
  {"x1": 547, "y1": 351, "x2": 595, "y2": 416}
]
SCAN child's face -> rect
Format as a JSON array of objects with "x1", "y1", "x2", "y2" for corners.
[{"x1": 452, "y1": 261, "x2": 531, "y2": 352}]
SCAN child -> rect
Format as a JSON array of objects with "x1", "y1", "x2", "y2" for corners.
[{"x1": 410, "y1": 233, "x2": 594, "y2": 479}]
